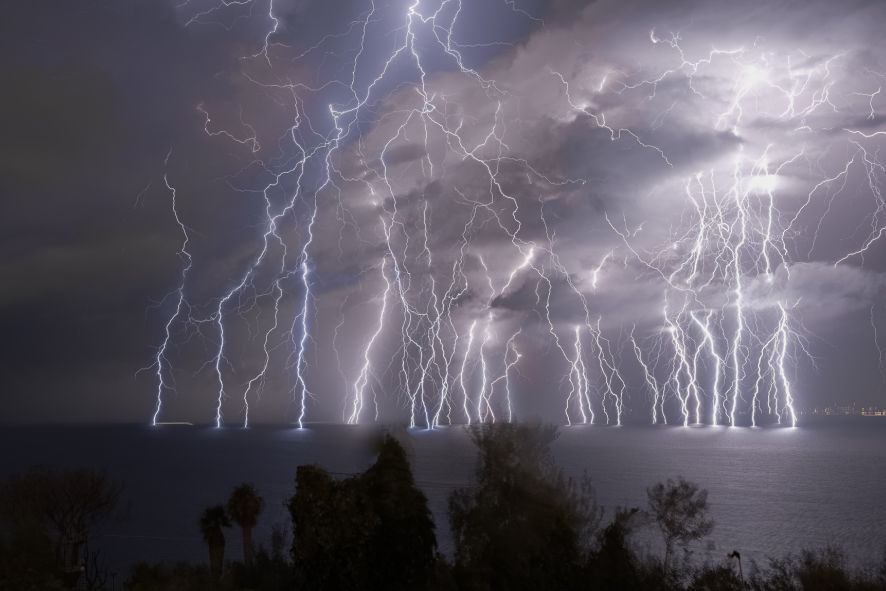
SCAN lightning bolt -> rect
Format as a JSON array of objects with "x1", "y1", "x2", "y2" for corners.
[
  {"x1": 144, "y1": 151, "x2": 193, "y2": 426},
  {"x1": 151, "y1": 2, "x2": 884, "y2": 429}
]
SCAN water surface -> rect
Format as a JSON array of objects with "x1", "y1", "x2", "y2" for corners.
[{"x1": 1, "y1": 418, "x2": 883, "y2": 574}]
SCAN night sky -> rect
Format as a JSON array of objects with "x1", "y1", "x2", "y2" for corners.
[{"x1": 3, "y1": 0, "x2": 886, "y2": 425}]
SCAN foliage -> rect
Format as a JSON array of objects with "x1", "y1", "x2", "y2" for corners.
[
  {"x1": 749, "y1": 547, "x2": 885, "y2": 591},
  {"x1": 288, "y1": 463, "x2": 377, "y2": 588},
  {"x1": 226, "y1": 484, "x2": 264, "y2": 528},
  {"x1": 127, "y1": 525, "x2": 295, "y2": 591},
  {"x1": 0, "y1": 467, "x2": 119, "y2": 590},
  {"x1": 0, "y1": 516, "x2": 59, "y2": 590},
  {"x1": 198, "y1": 505, "x2": 231, "y2": 546},
  {"x1": 448, "y1": 422, "x2": 602, "y2": 590},
  {"x1": 288, "y1": 433, "x2": 437, "y2": 590},
  {"x1": 228, "y1": 541, "x2": 297, "y2": 591},
  {"x1": 362, "y1": 434, "x2": 438, "y2": 589},
  {"x1": 647, "y1": 476, "x2": 715, "y2": 567},
  {"x1": 226, "y1": 483, "x2": 264, "y2": 565},
  {"x1": 126, "y1": 562, "x2": 215, "y2": 591},
  {"x1": 199, "y1": 505, "x2": 231, "y2": 580},
  {"x1": 688, "y1": 564, "x2": 745, "y2": 591},
  {"x1": 587, "y1": 507, "x2": 645, "y2": 589}
]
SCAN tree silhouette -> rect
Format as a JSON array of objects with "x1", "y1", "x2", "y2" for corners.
[
  {"x1": 0, "y1": 467, "x2": 119, "y2": 589},
  {"x1": 587, "y1": 507, "x2": 643, "y2": 588},
  {"x1": 199, "y1": 505, "x2": 230, "y2": 581},
  {"x1": 362, "y1": 434, "x2": 436, "y2": 590},
  {"x1": 288, "y1": 433, "x2": 436, "y2": 590},
  {"x1": 289, "y1": 464, "x2": 376, "y2": 589},
  {"x1": 647, "y1": 476, "x2": 714, "y2": 568},
  {"x1": 227, "y1": 483, "x2": 264, "y2": 565},
  {"x1": 449, "y1": 422, "x2": 601, "y2": 590}
]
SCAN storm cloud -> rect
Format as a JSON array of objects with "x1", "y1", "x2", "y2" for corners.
[{"x1": 2, "y1": 0, "x2": 885, "y2": 424}]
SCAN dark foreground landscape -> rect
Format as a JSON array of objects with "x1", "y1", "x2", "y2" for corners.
[{"x1": 1, "y1": 419, "x2": 885, "y2": 590}]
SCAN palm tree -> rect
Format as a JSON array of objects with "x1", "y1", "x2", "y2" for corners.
[
  {"x1": 227, "y1": 483, "x2": 264, "y2": 565},
  {"x1": 199, "y1": 505, "x2": 231, "y2": 580}
]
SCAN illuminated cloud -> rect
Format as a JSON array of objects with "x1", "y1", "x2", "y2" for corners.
[{"x1": 3, "y1": 0, "x2": 885, "y2": 423}]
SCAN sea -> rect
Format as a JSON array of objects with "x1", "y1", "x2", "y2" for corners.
[{"x1": 1, "y1": 417, "x2": 884, "y2": 577}]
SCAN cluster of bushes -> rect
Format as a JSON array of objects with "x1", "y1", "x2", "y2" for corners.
[{"x1": 2, "y1": 424, "x2": 885, "y2": 590}]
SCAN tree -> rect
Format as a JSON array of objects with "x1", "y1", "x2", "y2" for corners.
[
  {"x1": 288, "y1": 433, "x2": 436, "y2": 590},
  {"x1": 227, "y1": 483, "x2": 264, "y2": 565},
  {"x1": 448, "y1": 422, "x2": 601, "y2": 590},
  {"x1": 362, "y1": 434, "x2": 437, "y2": 590},
  {"x1": 289, "y1": 464, "x2": 376, "y2": 589},
  {"x1": 0, "y1": 468, "x2": 120, "y2": 589},
  {"x1": 587, "y1": 507, "x2": 643, "y2": 589},
  {"x1": 199, "y1": 505, "x2": 230, "y2": 581},
  {"x1": 647, "y1": 476, "x2": 714, "y2": 568}
]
